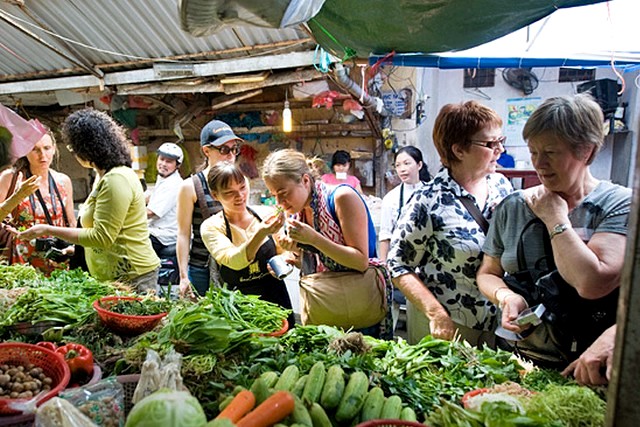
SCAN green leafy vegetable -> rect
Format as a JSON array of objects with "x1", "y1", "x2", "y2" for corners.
[
  {"x1": 526, "y1": 385, "x2": 606, "y2": 427},
  {"x1": 105, "y1": 298, "x2": 171, "y2": 316}
]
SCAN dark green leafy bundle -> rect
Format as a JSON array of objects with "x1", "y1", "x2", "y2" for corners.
[
  {"x1": 157, "y1": 304, "x2": 234, "y2": 354},
  {"x1": 428, "y1": 399, "x2": 563, "y2": 427},
  {"x1": 0, "y1": 263, "x2": 40, "y2": 289},
  {"x1": 199, "y1": 287, "x2": 291, "y2": 334},
  {"x1": 0, "y1": 268, "x2": 121, "y2": 331},
  {"x1": 376, "y1": 337, "x2": 523, "y2": 413},
  {"x1": 104, "y1": 298, "x2": 171, "y2": 316},
  {"x1": 526, "y1": 385, "x2": 606, "y2": 427},
  {"x1": 520, "y1": 367, "x2": 572, "y2": 392}
]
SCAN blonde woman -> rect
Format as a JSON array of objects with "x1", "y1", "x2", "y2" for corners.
[{"x1": 262, "y1": 149, "x2": 392, "y2": 339}]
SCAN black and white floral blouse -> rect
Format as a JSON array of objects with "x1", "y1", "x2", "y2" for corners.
[{"x1": 387, "y1": 168, "x2": 513, "y2": 331}]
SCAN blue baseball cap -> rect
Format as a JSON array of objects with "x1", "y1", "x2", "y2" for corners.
[{"x1": 200, "y1": 120, "x2": 242, "y2": 147}]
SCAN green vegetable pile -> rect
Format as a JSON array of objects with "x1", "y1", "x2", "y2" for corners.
[
  {"x1": 200, "y1": 287, "x2": 291, "y2": 334},
  {"x1": 0, "y1": 268, "x2": 124, "y2": 332},
  {"x1": 428, "y1": 384, "x2": 606, "y2": 427},
  {"x1": 105, "y1": 298, "x2": 171, "y2": 316},
  {"x1": 376, "y1": 336, "x2": 522, "y2": 413},
  {"x1": 0, "y1": 263, "x2": 39, "y2": 288}
]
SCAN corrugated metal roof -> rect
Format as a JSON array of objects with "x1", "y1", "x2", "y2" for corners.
[{"x1": 0, "y1": 0, "x2": 314, "y2": 86}]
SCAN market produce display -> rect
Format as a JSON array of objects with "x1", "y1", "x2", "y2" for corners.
[{"x1": 0, "y1": 265, "x2": 610, "y2": 426}]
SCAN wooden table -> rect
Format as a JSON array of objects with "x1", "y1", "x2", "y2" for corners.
[{"x1": 497, "y1": 169, "x2": 541, "y2": 189}]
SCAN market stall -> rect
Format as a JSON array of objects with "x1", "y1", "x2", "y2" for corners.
[{"x1": 0, "y1": 264, "x2": 608, "y2": 426}]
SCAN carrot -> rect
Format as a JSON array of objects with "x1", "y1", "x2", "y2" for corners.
[
  {"x1": 236, "y1": 391, "x2": 295, "y2": 427},
  {"x1": 216, "y1": 390, "x2": 256, "y2": 423}
]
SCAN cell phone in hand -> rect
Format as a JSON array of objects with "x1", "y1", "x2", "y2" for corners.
[{"x1": 515, "y1": 304, "x2": 546, "y2": 326}]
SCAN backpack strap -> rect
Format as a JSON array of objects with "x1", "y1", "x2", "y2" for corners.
[
  {"x1": 193, "y1": 171, "x2": 212, "y2": 220},
  {"x1": 327, "y1": 184, "x2": 377, "y2": 258}
]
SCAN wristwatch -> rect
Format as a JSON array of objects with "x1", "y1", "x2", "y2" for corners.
[{"x1": 549, "y1": 223, "x2": 570, "y2": 240}]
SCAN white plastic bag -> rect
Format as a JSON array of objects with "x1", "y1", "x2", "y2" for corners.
[{"x1": 35, "y1": 397, "x2": 97, "y2": 427}]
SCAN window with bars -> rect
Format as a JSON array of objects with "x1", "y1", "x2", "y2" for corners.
[
  {"x1": 558, "y1": 68, "x2": 596, "y2": 83},
  {"x1": 463, "y1": 68, "x2": 496, "y2": 88}
]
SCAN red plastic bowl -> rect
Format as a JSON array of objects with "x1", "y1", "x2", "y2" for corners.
[
  {"x1": 0, "y1": 343, "x2": 71, "y2": 415},
  {"x1": 461, "y1": 388, "x2": 490, "y2": 408},
  {"x1": 93, "y1": 296, "x2": 168, "y2": 336},
  {"x1": 265, "y1": 319, "x2": 289, "y2": 337}
]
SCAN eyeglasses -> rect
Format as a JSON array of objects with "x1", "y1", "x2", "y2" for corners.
[
  {"x1": 469, "y1": 136, "x2": 507, "y2": 150},
  {"x1": 209, "y1": 144, "x2": 241, "y2": 156}
]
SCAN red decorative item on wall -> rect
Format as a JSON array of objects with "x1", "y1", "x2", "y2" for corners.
[
  {"x1": 312, "y1": 91, "x2": 341, "y2": 109},
  {"x1": 238, "y1": 144, "x2": 259, "y2": 178}
]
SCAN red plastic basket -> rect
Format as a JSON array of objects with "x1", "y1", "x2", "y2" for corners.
[
  {"x1": 93, "y1": 296, "x2": 168, "y2": 336},
  {"x1": 355, "y1": 420, "x2": 429, "y2": 427},
  {"x1": 0, "y1": 343, "x2": 70, "y2": 415}
]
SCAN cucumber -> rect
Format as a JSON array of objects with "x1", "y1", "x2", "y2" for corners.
[
  {"x1": 250, "y1": 377, "x2": 270, "y2": 405},
  {"x1": 335, "y1": 371, "x2": 369, "y2": 423},
  {"x1": 292, "y1": 374, "x2": 309, "y2": 398},
  {"x1": 309, "y1": 402, "x2": 332, "y2": 427},
  {"x1": 399, "y1": 406, "x2": 418, "y2": 422},
  {"x1": 320, "y1": 365, "x2": 346, "y2": 410},
  {"x1": 232, "y1": 385, "x2": 246, "y2": 395},
  {"x1": 302, "y1": 361, "x2": 326, "y2": 404},
  {"x1": 360, "y1": 387, "x2": 385, "y2": 421},
  {"x1": 206, "y1": 418, "x2": 235, "y2": 427},
  {"x1": 275, "y1": 365, "x2": 300, "y2": 391},
  {"x1": 259, "y1": 370, "x2": 280, "y2": 388},
  {"x1": 217, "y1": 394, "x2": 234, "y2": 412},
  {"x1": 380, "y1": 395, "x2": 403, "y2": 419},
  {"x1": 291, "y1": 394, "x2": 313, "y2": 427}
]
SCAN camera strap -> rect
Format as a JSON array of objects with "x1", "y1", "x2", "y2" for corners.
[{"x1": 27, "y1": 170, "x2": 70, "y2": 228}]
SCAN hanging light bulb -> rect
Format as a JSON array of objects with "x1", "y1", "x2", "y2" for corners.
[{"x1": 283, "y1": 91, "x2": 292, "y2": 133}]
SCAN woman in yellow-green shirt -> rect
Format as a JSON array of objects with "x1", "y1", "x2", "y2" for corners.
[{"x1": 18, "y1": 109, "x2": 160, "y2": 292}]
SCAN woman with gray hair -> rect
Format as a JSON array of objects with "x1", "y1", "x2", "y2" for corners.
[{"x1": 477, "y1": 94, "x2": 631, "y2": 368}]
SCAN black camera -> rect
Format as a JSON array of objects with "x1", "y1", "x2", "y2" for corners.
[
  {"x1": 35, "y1": 237, "x2": 72, "y2": 262},
  {"x1": 35, "y1": 237, "x2": 68, "y2": 252}
]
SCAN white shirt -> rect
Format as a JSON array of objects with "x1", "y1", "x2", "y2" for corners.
[
  {"x1": 147, "y1": 171, "x2": 182, "y2": 246},
  {"x1": 379, "y1": 181, "x2": 426, "y2": 241}
]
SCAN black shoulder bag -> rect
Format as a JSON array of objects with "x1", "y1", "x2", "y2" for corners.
[
  {"x1": 501, "y1": 218, "x2": 618, "y2": 367},
  {"x1": 458, "y1": 195, "x2": 489, "y2": 234}
]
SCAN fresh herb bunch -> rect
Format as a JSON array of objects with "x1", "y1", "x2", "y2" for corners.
[{"x1": 104, "y1": 298, "x2": 171, "y2": 316}]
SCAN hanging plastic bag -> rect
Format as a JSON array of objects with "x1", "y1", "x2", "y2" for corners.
[
  {"x1": 0, "y1": 103, "x2": 46, "y2": 163},
  {"x1": 131, "y1": 348, "x2": 187, "y2": 405}
]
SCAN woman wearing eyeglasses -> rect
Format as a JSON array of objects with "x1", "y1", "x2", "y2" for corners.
[
  {"x1": 386, "y1": 101, "x2": 513, "y2": 346},
  {"x1": 477, "y1": 95, "x2": 630, "y2": 368},
  {"x1": 176, "y1": 119, "x2": 242, "y2": 297}
]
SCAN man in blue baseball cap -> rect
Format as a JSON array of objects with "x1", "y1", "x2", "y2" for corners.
[{"x1": 176, "y1": 119, "x2": 243, "y2": 297}]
